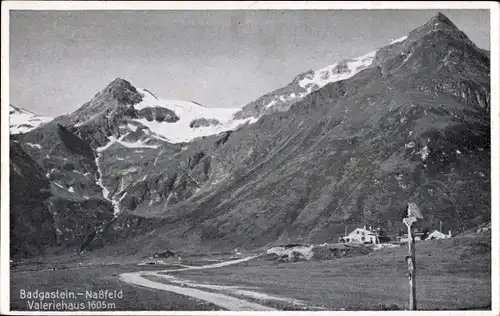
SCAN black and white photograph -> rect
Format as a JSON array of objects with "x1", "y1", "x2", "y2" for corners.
[{"x1": 1, "y1": 1, "x2": 498, "y2": 314}]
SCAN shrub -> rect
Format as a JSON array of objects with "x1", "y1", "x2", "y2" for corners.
[{"x1": 373, "y1": 304, "x2": 403, "y2": 310}]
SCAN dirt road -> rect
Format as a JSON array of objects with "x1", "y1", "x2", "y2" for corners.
[{"x1": 119, "y1": 255, "x2": 307, "y2": 311}]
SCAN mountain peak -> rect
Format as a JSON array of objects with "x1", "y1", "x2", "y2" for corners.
[
  {"x1": 421, "y1": 11, "x2": 460, "y2": 34},
  {"x1": 430, "y1": 12, "x2": 455, "y2": 26},
  {"x1": 58, "y1": 77, "x2": 144, "y2": 128},
  {"x1": 407, "y1": 11, "x2": 474, "y2": 47},
  {"x1": 102, "y1": 78, "x2": 143, "y2": 105},
  {"x1": 107, "y1": 77, "x2": 132, "y2": 88}
]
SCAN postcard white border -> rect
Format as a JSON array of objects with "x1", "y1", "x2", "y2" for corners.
[{"x1": 1, "y1": 1, "x2": 498, "y2": 316}]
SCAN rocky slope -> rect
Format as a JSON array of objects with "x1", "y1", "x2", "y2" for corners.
[
  {"x1": 10, "y1": 121, "x2": 115, "y2": 257},
  {"x1": 10, "y1": 13, "x2": 491, "y2": 258},
  {"x1": 10, "y1": 141, "x2": 56, "y2": 258}
]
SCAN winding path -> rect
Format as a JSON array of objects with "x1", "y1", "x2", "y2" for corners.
[{"x1": 119, "y1": 255, "x2": 303, "y2": 311}]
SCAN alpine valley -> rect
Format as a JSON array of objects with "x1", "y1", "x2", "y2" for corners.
[{"x1": 10, "y1": 12, "x2": 490, "y2": 263}]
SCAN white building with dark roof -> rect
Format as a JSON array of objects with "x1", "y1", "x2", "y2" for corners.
[{"x1": 339, "y1": 226, "x2": 379, "y2": 244}]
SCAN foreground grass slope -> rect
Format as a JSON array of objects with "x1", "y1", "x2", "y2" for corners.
[{"x1": 162, "y1": 234, "x2": 491, "y2": 310}]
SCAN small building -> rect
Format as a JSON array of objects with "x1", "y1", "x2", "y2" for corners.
[
  {"x1": 339, "y1": 226, "x2": 380, "y2": 244},
  {"x1": 476, "y1": 223, "x2": 491, "y2": 234},
  {"x1": 426, "y1": 230, "x2": 451, "y2": 240}
]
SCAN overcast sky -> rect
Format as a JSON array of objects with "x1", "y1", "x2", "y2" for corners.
[{"x1": 10, "y1": 9, "x2": 490, "y2": 116}]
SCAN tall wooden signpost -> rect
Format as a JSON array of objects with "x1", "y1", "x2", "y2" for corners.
[{"x1": 403, "y1": 202, "x2": 423, "y2": 311}]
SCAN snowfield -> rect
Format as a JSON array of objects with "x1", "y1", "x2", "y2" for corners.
[
  {"x1": 134, "y1": 89, "x2": 256, "y2": 143},
  {"x1": 298, "y1": 50, "x2": 377, "y2": 93},
  {"x1": 9, "y1": 105, "x2": 53, "y2": 134}
]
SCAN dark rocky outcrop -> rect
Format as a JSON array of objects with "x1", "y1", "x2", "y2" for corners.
[
  {"x1": 189, "y1": 118, "x2": 221, "y2": 128},
  {"x1": 153, "y1": 250, "x2": 175, "y2": 258},
  {"x1": 137, "y1": 107, "x2": 179, "y2": 123}
]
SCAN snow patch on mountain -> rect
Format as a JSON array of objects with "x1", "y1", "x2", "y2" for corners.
[
  {"x1": 298, "y1": 50, "x2": 377, "y2": 94},
  {"x1": 390, "y1": 36, "x2": 408, "y2": 44},
  {"x1": 127, "y1": 123, "x2": 138, "y2": 132},
  {"x1": 53, "y1": 182, "x2": 65, "y2": 190},
  {"x1": 132, "y1": 89, "x2": 256, "y2": 143},
  {"x1": 94, "y1": 155, "x2": 110, "y2": 199},
  {"x1": 265, "y1": 100, "x2": 278, "y2": 109},
  {"x1": 96, "y1": 134, "x2": 159, "y2": 153},
  {"x1": 25, "y1": 143, "x2": 42, "y2": 149},
  {"x1": 94, "y1": 132, "x2": 161, "y2": 216},
  {"x1": 420, "y1": 145, "x2": 430, "y2": 160},
  {"x1": 236, "y1": 33, "x2": 415, "y2": 121},
  {"x1": 10, "y1": 105, "x2": 53, "y2": 134},
  {"x1": 94, "y1": 151, "x2": 120, "y2": 217}
]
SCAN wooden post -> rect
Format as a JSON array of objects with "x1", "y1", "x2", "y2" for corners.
[
  {"x1": 404, "y1": 203, "x2": 421, "y2": 311},
  {"x1": 407, "y1": 222, "x2": 417, "y2": 310},
  {"x1": 440, "y1": 220, "x2": 443, "y2": 233}
]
